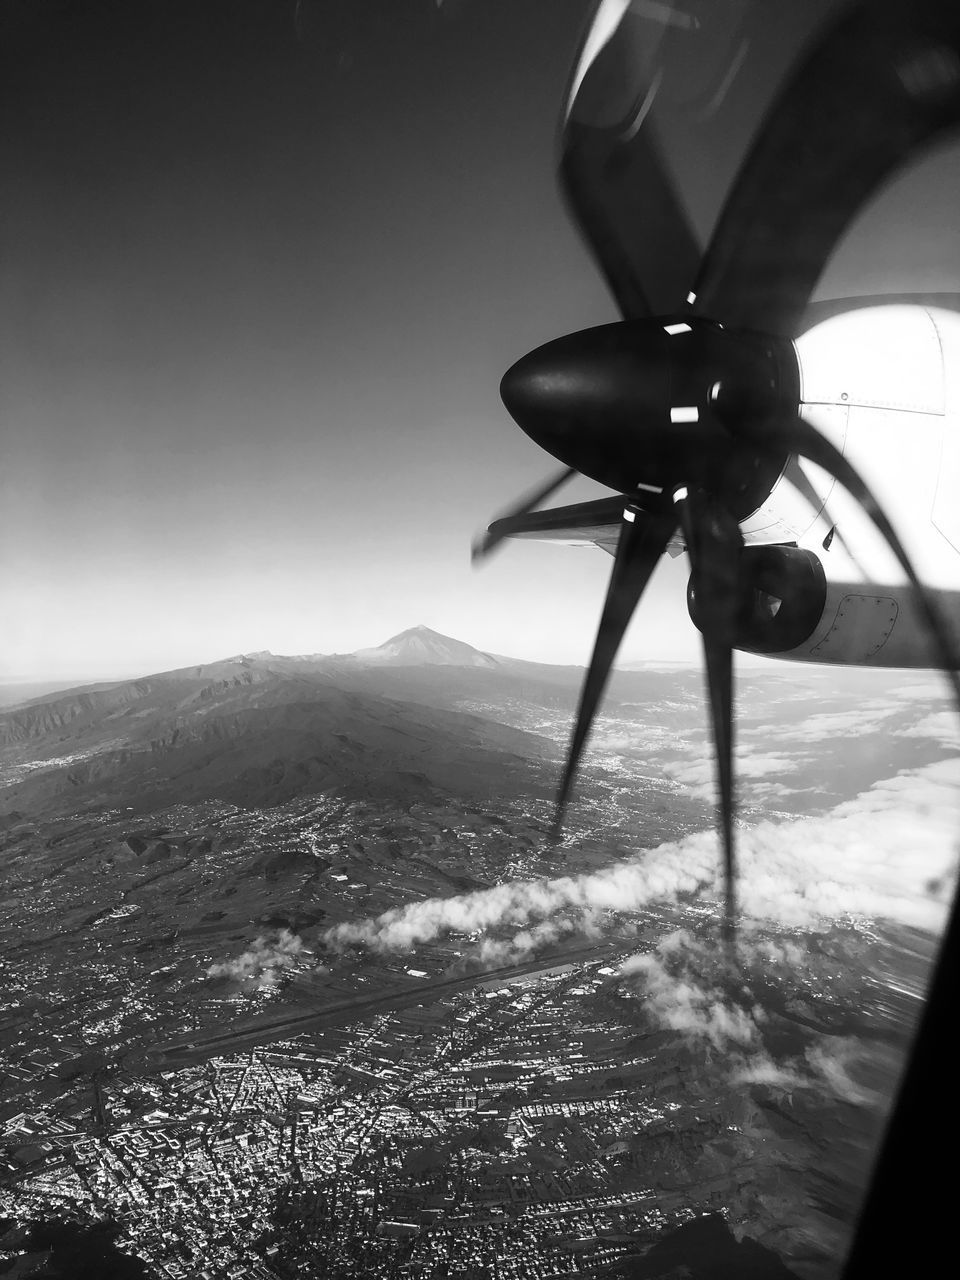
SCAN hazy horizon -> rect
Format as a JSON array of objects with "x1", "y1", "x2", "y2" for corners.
[{"x1": 0, "y1": 618, "x2": 770, "y2": 691}]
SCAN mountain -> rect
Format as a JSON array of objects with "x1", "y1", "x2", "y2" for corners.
[
  {"x1": 0, "y1": 679, "x2": 97, "y2": 709},
  {"x1": 0, "y1": 627, "x2": 720, "y2": 821},
  {"x1": 0, "y1": 629, "x2": 716, "y2": 820},
  {"x1": 0, "y1": 630, "x2": 694, "y2": 754},
  {"x1": 0, "y1": 647, "x2": 556, "y2": 818},
  {"x1": 351, "y1": 625, "x2": 500, "y2": 668},
  {"x1": 0, "y1": 652, "x2": 292, "y2": 748}
]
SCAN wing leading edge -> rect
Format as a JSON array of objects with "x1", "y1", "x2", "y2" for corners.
[
  {"x1": 484, "y1": 496, "x2": 644, "y2": 557},
  {"x1": 487, "y1": 495, "x2": 804, "y2": 558}
]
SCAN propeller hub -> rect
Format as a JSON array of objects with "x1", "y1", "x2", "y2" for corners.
[{"x1": 501, "y1": 317, "x2": 798, "y2": 518}]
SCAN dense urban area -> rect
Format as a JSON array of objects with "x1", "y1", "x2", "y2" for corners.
[{"x1": 0, "y1": 643, "x2": 953, "y2": 1276}]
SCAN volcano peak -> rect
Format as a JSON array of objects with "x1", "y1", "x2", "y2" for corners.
[{"x1": 353, "y1": 626, "x2": 499, "y2": 668}]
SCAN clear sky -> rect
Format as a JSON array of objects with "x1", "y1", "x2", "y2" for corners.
[{"x1": 3, "y1": 0, "x2": 960, "y2": 682}]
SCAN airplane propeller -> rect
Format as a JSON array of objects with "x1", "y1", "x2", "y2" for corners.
[
  {"x1": 553, "y1": 507, "x2": 676, "y2": 835},
  {"x1": 471, "y1": 466, "x2": 576, "y2": 563},
  {"x1": 475, "y1": 0, "x2": 960, "y2": 943}
]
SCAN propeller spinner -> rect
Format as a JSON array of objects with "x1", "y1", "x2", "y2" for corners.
[{"x1": 475, "y1": 0, "x2": 960, "y2": 943}]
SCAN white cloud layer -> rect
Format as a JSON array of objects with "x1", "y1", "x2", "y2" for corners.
[
  {"x1": 324, "y1": 758, "x2": 959, "y2": 956},
  {"x1": 662, "y1": 749, "x2": 805, "y2": 798},
  {"x1": 751, "y1": 702, "x2": 901, "y2": 743}
]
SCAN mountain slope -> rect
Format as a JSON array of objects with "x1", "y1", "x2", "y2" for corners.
[
  {"x1": 0, "y1": 628, "x2": 708, "y2": 820},
  {"x1": 0, "y1": 651, "x2": 556, "y2": 817},
  {"x1": 0, "y1": 653, "x2": 297, "y2": 748}
]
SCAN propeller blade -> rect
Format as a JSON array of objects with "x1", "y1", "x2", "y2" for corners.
[
  {"x1": 782, "y1": 456, "x2": 867, "y2": 578},
  {"x1": 677, "y1": 489, "x2": 743, "y2": 946},
  {"x1": 748, "y1": 413, "x2": 960, "y2": 702},
  {"x1": 692, "y1": 2, "x2": 960, "y2": 335},
  {"x1": 554, "y1": 509, "x2": 677, "y2": 833},
  {"x1": 782, "y1": 454, "x2": 834, "y2": 528},
  {"x1": 472, "y1": 467, "x2": 577, "y2": 562},
  {"x1": 560, "y1": 0, "x2": 701, "y2": 318}
]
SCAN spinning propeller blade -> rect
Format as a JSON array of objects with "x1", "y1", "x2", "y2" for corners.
[
  {"x1": 561, "y1": 0, "x2": 701, "y2": 317},
  {"x1": 471, "y1": 467, "x2": 576, "y2": 562},
  {"x1": 692, "y1": 1, "x2": 960, "y2": 335},
  {"x1": 676, "y1": 489, "x2": 743, "y2": 945},
  {"x1": 781, "y1": 456, "x2": 868, "y2": 579},
  {"x1": 554, "y1": 509, "x2": 677, "y2": 833}
]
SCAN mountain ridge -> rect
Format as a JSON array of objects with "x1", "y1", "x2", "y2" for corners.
[
  {"x1": 0, "y1": 629, "x2": 709, "y2": 769},
  {"x1": 1, "y1": 629, "x2": 504, "y2": 727},
  {"x1": 0, "y1": 633, "x2": 564, "y2": 817}
]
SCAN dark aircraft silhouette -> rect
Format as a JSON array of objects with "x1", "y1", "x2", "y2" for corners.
[{"x1": 473, "y1": 2, "x2": 960, "y2": 1275}]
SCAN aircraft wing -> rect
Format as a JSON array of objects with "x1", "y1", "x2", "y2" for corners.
[
  {"x1": 485, "y1": 494, "x2": 818, "y2": 558},
  {"x1": 485, "y1": 496, "x2": 685, "y2": 558}
]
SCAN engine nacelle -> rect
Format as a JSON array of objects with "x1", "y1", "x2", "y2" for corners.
[{"x1": 687, "y1": 545, "x2": 827, "y2": 655}]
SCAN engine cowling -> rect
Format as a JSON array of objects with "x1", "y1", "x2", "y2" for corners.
[{"x1": 687, "y1": 545, "x2": 827, "y2": 655}]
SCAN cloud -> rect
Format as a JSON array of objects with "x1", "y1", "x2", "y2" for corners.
[
  {"x1": 888, "y1": 678, "x2": 955, "y2": 701},
  {"x1": 618, "y1": 933, "x2": 885, "y2": 1104},
  {"x1": 662, "y1": 750, "x2": 804, "y2": 797},
  {"x1": 207, "y1": 929, "x2": 308, "y2": 991},
  {"x1": 728, "y1": 759, "x2": 959, "y2": 930},
  {"x1": 731, "y1": 1058, "x2": 808, "y2": 1093},
  {"x1": 323, "y1": 758, "x2": 959, "y2": 959},
  {"x1": 751, "y1": 937, "x2": 806, "y2": 967},
  {"x1": 744, "y1": 781, "x2": 808, "y2": 804},
  {"x1": 620, "y1": 932, "x2": 760, "y2": 1051},
  {"x1": 751, "y1": 700, "x2": 903, "y2": 744},
  {"x1": 895, "y1": 710, "x2": 960, "y2": 747},
  {"x1": 471, "y1": 915, "x2": 604, "y2": 969},
  {"x1": 804, "y1": 1040, "x2": 879, "y2": 1106},
  {"x1": 323, "y1": 841, "x2": 717, "y2": 955}
]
